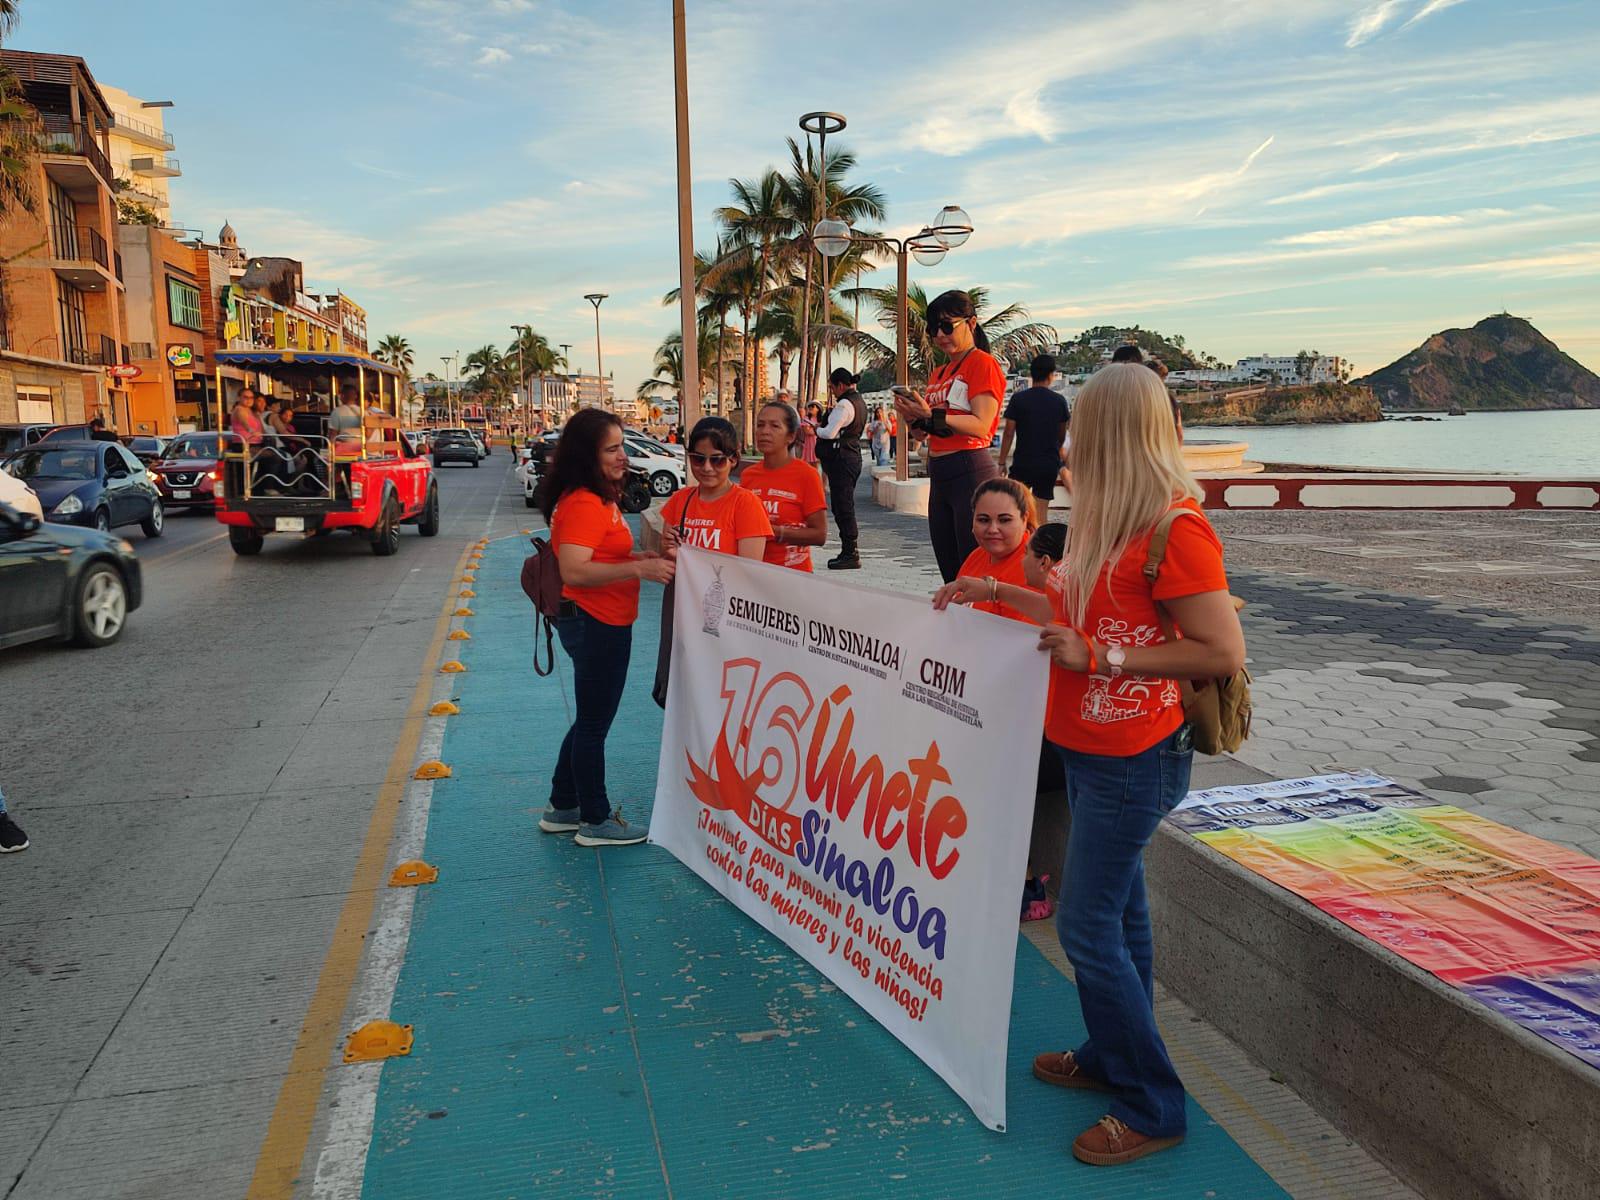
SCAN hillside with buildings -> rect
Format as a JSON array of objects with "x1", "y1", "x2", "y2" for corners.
[
  {"x1": 1356, "y1": 314, "x2": 1600, "y2": 412},
  {"x1": 1181, "y1": 382, "x2": 1381, "y2": 427}
]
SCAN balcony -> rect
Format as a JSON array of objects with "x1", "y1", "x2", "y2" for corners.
[
  {"x1": 47, "y1": 223, "x2": 116, "y2": 290},
  {"x1": 110, "y1": 111, "x2": 174, "y2": 151},
  {"x1": 36, "y1": 118, "x2": 114, "y2": 193},
  {"x1": 130, "y1": 154, "x2": 181, "y2": 179},
  {"x1": 66, "y1": 335, "x2": 121, "y2": 368}
]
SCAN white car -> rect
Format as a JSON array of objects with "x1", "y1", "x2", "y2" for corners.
[
  {"x1": 623, "y1": 435, "x2": 687, "y2": 497},
  {"x1": 0, "y1": 461, "x2": 43, "y2": 519}
]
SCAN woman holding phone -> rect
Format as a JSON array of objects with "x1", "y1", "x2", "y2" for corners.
[
  {"x1": 740, "y1": 401, "x2": 828, "y2": 571},
  {"x1": 660, "y1": 416, "x2": 773, "y2": 561},
  {"x1": 933, "y1": 363, "x2": 1246, "y2": 1167},
  {"x1": 892, "y1": 290, "x2": 1006, "y2": 582}
]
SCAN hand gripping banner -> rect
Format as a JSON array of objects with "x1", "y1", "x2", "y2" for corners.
[{"x1": 650, "y1": 547, "x2": 1049, "y2": 1130}]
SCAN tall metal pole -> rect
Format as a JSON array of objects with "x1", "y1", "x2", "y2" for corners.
[
  {"x1": 584, "y1": 294, "x2": 607, "y2": 410},
  {"x1": 672, "y1": 0, "x2": 702, "y2": 429},
  {"x1": 560, "y1": 343, "x2": 573, "y2": 425},
  {"x1": 895, "y1": 245, "x2": 910, "y2": 482}
]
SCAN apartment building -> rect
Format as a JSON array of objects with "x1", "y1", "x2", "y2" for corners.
[
  {"x1": 101, "y1": 82, "x2": 180, "y2": 229},
  {"x1": 117, "y1": 223, "x2": 206, "y2": 431},
  {"x1": 0, "y1": 50, "x2": 129, "y2": 429},
  {"x1": 571, "y1": 371, "x2": 614, "y2": 411}
]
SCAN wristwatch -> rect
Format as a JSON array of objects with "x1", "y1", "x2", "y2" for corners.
[{"x1": 1105, "y1": 644, "x2": 1127, "y2": 677}]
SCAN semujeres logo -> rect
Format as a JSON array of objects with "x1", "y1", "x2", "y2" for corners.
[
  {"x1": 684, "y1": 658, "x2": 968, "y2": 962},
  {"x1": 702, "y1": 563, "x2": 726, "y2": 636}
]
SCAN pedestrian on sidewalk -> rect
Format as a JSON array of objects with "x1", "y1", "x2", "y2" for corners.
[
  {"x1": 892, "y1": 289, "x2": 1005, "y2": 582},
  {"x1": 867, "y1": 406, "x2": 892, "y2": 467},
  {"x1": 0, "y1": 783, "x2": 30, "y2": 853},
  {"x1": 536, "y1": 408, "x2": 675, "y2": 848},
  {"x1": 797, "y1": 403, "x2": 819, "y2": 466},
  {"x1": 998, "y1": 354, "x2": 1070, "y2": 526},
  {"x1": 815, "y1": 369, "x2": 867, "y2": 570},
  {"x1": 742, "y1": 400, "x2": 828, "y2": 572},
  {"x1": 932, "y1": 363, "x2": 1246, "y2": 1166},
  {"x1": 659, "y1": 417, "x2": 773, "y2": 560}
]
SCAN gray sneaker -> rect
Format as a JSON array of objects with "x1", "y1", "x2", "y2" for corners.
[
  {"x1": 574, "y1": 810, "x2": 647, "y2": 847},
  {"x1": 538, "y1": 806, "x2": 581, "y2": 834}
]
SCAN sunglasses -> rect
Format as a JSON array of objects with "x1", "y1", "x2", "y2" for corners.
[
  {"x1": 688, "y1": 452, "x2": 734, "y2": 468},
  {"x1": 928, "y1": 317, "x2": 969, "y2": 336}
]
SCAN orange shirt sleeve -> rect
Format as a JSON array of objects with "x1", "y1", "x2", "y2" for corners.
[
  {"x1": 966, "y1": 353, "x2": 1006, "y2": 408},
  {"x1": 1150, "y1": 508, "x2": 1228, "y2": 600},
  {"x1": 797, "y1": 464, "x2": 826, "y2": 515},
  {"x1": 661, "y1": 489, "x2": 687, "y2": 530},
  {"x1": 553, "y1": 490, "x2": 606, "y2": 548},
  {"x1": 733, "y1": 488, "x2": 775, "y2": 541}
]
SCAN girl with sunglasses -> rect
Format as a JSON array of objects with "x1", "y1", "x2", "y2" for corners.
[
  {"x1": 660, "y1": 416, "x2": 772, "y2": 562},
  {"x1": 741, "y1": 400, "x2": 828, "y2": 571},
  {"x1": 892, "y1": 289, "x2": 1007, "y2": 583}
]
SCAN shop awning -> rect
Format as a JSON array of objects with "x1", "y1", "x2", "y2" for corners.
[{"x1": 215, "y1": 350, "x2": 401, "y2": 376}]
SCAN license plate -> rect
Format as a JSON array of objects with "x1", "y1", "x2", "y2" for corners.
[
  {"x1": 275, "y1": 517, "x2": 305, "y2": 532},
  {"x1": 172, "y1": 489, "x2": 191, "y2": 499}
]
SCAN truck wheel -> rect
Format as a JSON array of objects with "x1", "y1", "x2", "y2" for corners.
[
  {"x1": 621, "y1": 481, "x2": 650, "y2": 514},
  {"x1": 418, "y1": 486, "x2": 440, "y2": 537},
  {"x1": 229, "y1": 526, "x2": 264, "y2": 556},
  {"x1": 371, "y1": 498, "x2": 401, "y2": 556}
]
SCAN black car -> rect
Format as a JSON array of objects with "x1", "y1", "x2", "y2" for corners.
[
  {"x1": 432, "y1": 430, "x2": 480, "y2": 467},
  {"x1": 125, "y1": 435, "x2": 171, "y2": 465},
  {"x1": 3, "y1": 441, "x2": 164, "y2": 536},
  {"x1": 0, "y1": 423, "x2": 54, "y2": 457},
  {"x1": 0, "y1": 500, "x2": 143, "y2": 649}
]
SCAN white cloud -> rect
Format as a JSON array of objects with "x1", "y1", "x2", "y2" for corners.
[
  {"x1": 475, "y1": 46, "x2": 512, "y2": 66},
  {"x1": 1403, "y1": 0, "x2": 1469, "y2": 30},
  {"x1": 1346, "y1": 1, "x2": 1405, "y2": 47}
]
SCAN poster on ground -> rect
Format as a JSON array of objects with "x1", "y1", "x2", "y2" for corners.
[
  {"x1": 1172, "y1": 772, "x2": 1600, "y2": 1069},
  {"x1": 650, "y1": 547, "x2": 1050, "y2": 1130}
]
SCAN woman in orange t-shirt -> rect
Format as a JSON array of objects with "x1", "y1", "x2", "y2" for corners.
[
  {"x1": 740, "y1": 400, "x2": 828, "y2": 571},
  {"x1": 950, "y1": 477, "x2": 1040, "y2": 623},
  {"x1": 891, "y1": 289, "x2": 1006, "y2": 582},
  {"x1": 660, "y1": 416, "x2": 773, "y2": 561},
  {"x1": 537, "y1": 408, "x2": 675, "y2": 848},
  {"x1": 933, "y1": 364, "x2": 1245, "y2": 1166}
]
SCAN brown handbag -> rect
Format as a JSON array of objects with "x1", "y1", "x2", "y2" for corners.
[{"x1": 1142, "y1": 509, "x2": 1252, "y2": 756}]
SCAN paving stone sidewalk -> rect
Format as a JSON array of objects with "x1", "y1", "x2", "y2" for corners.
[{"x1": 839, "y1": 496, "x2": 1600, "y2": 860}]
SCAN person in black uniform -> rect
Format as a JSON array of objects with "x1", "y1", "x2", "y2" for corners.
[
  {"x1": 997, "y1": 353, "x2": 1071, "y2": 525},
  {"x1": 814, "y1": 367, "x2": 867, "y2": 569}
]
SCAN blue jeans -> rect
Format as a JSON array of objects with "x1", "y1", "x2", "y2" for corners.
[
  {"x1": 549, "y1": 606, "x2": 633, "y2": 825},
  {"x1": 1053, "y1": 725, "x2": 1194, "y2": 1138}
]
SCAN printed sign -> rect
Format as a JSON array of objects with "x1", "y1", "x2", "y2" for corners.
[
  {"x1": 106, "y1": 364, "x2": 142, "y2": 379},
  {"x1": 1172, "y1": 773, "x2": 1600, "y2": 1069},
  {"x1": 166, "y1": 344, "x2": 195, "y2": 368},
  {"x1": 651, "y1": 547, "x2": 1049, "y2": 1129}
]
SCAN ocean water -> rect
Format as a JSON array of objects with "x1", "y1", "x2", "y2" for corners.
[{"x1": 1193, "y1": 409, "x2": 1600, "y2": 476}]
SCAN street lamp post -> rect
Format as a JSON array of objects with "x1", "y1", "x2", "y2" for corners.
[
  {"x1": 438, "y1": 356, "x2": 452, "y2": 427},
  {"x1": 798, "y1": 111, "x2": 846, "y2": 413},
  {"x1": 510, "y1": 324, "x2": 530, "y2": 437},
  {"x1": 584, "y1": 293, "x2": 607, "y2": 412},
  {"x1": 829, "y1": 207, "x2": 974, "y2": 482}
]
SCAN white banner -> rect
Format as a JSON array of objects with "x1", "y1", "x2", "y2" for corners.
[{"x1": 650, "y1": 547, "x2": 1050, "y2": 1131}]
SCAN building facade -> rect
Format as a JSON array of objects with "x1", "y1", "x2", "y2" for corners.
[
  {"x1": 571, "y1": 371, "x2": 614, "y2": 411},
  {"x1": 100, "y1": 83, "x2": 180, "y2": 229},
  {"x1": 117, "y1": 223, "x2": 206, "y2": 432},
  {"x1": 0, "y1": 51, "x2": 130, "y2": 428}
]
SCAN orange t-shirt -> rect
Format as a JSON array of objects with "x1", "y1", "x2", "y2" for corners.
[
  {"x1": 740, "y1": 458, "x2": 827, "y2": 572},
  {"x1": 956, "y1": 541, "x2": 1038, "y2": 624},
  {"x1": 1044, "y1": 500, "x2": 1228, "y2": 756},
  {"x1": 661, "y1": 485, "x2": 774, "y2": 557},
  {"x1": 925, "y1": 349, "x2": 1006, "y2": 454},
  {"x1": 550, "y1": 487, "x2": 639, "y2": 626}
]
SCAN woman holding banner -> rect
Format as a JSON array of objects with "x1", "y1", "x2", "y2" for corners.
[
  {"x1": 659, "y1": 417, "x2": 773, "y2": 560},
  {"x1": 933, "y1": 363, "x2": 1245, "y2": 1166},
  {"x1": 953, "y1": 477, "x2": 1038, "y2": 623},
  {"x1": 536, "y1": 408, "x2": 676, "y2": 848},
  {"x1": 741, "y1": 401, "x2": 828, "y2": 572}
]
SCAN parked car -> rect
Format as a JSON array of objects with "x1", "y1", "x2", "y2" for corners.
[
  {"x1": 523, "y1": 455, "x2": 651, "y2": 514},
  {"x1": 0, "y1": 500, "x2": 143, "y2": 649},
  {"x1": 125, "y1": 435, "x2": 171, "y2": 465},
  {"x1": 622, "y1": 434, "x2": 688, "y2": 497},
  {"x1": 0, "y1": 462, "x2": 43, "y2": 519},
  {"x1": 0, "y1": 423, "x2": 54, "y2": 457},
  {"x1": 431, "y1": 429, "x2": 480, "y2": 468},
  {"x1": 464, "y1": 426, "x2": 491, "y2": 457},
  {"x1": 3, "y1": 441, "x2": 164, "y2": 536},
  {"x1": 150, "y1": 431, "x2": 237, "y2": 514}
]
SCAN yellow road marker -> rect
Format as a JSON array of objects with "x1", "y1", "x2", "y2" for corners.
[
  {"x1": 453, "y1": 607, "x2": 474, "y2": 617},
  {"x1": 439, "y1": 660, "x2": 466, "y2": 673},
  {"x1": 245, "y1": 539, "x2": 474, "y2": 1199},
  {"x1": 447, "y1": 630, "x2": 470, "y2": 641},
  {"x1": 387, "y1": 860, "x2": 439, "y2": 887},
  {"x1": 341, "y1": 1020, "x2": 413, "y2": 1064},
  {"x1": 428, "y1": 701, "x2": 460, "y2": 716},
  {"x1": 412, "y1": 760, "x2": 451, "y2": 780}
]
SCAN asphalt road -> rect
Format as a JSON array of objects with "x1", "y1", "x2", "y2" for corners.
[{"x1": 0, "y1": 453, "x2": 533, "y2": 1199}]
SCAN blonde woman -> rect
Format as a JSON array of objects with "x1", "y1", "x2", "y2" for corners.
[{"x1": 933, "y1": 363, "x2": 1244, "y2": 1167}]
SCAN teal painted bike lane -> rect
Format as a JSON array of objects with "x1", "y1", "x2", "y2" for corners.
[{"x1": 357, "y1": 531, "x2": 1287, "y2": 1199}]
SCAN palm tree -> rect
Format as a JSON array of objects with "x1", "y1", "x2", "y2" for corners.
[
  {"x1": 375, "y1": 334, "x2": 414, "y2": 374},
  {"x1": 836, "y1": 284, "x2": 1059, "y2": 384}
]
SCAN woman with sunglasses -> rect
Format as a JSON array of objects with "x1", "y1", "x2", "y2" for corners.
[
  {"x1": 892, "y1": 289, "x2": 1007, "y2": 582},
  {"x1": 741, "y1": 400, "x2": 828, "y2": 571},
  {"x1": 536, "y1": 407, "x2": 676, "y2": 847},
  {"x1": 660, "y1": 416, "x2": 772, "y2": 561}
]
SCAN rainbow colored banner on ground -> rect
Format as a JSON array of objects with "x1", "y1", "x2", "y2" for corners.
[{"x1": 1170, "y1": 773, "x2": 1600, "y2": 1069}]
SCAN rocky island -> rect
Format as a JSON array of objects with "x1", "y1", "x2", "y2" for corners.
[{"x1": 1357, "y1": 314, "x2": 1600, "y2": 412}]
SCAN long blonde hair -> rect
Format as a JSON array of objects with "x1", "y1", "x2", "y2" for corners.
[{"x1": 1060, "y1": 363, "x2": 1200, "y2": 626}]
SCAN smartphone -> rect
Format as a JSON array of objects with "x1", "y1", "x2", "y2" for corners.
[{"x1": 890, "y1": 385, "x2": 915, "y2": 396}]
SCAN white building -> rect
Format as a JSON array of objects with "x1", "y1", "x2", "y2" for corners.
[
  {"x1": 101, "y1": 84, "x2": 180, "y2": 229},
  {"x1": 1234, "y1": 354, "x2": 1349, "y2": 384},
  {"x1": 571, "y1": 371, "x2": 614, "y2": 411}
]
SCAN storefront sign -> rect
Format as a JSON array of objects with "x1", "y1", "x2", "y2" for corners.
[
  {"x1": 651, "y1": 548, "x2": 1049, "y2": 1129},
  {"x1": 106, "y1": 364, "x2": 142, "y2": 380},
  {"x1": 166, "y1": 344, "x2": 195, "y2": 368}
]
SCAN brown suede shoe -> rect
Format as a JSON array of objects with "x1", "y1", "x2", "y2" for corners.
[
  {"x1": 1072, "y1": 1115, "x2": 1184, "y2": 1166},
  {"x1": 1031, "y1": 1050, "x2": 1110, "y2": 1092}
]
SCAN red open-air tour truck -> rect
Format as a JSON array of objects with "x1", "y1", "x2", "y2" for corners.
[{"x1": 211, "y1": 350, "x2": 439, "y2": 556}]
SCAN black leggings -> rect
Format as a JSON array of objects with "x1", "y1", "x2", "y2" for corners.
[{"x1": 927, "y1": 449, "x2": 999, "y2": 582}]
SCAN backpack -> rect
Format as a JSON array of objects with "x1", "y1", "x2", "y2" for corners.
[
  {"x1": 1142, "y1": 509, "x2": 1252, "y2": 756},
  {"x1": 520, "y1": 535, "x2": 563, "y2": 677}
]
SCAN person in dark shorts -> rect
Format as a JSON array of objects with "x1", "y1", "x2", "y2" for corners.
[{"x1": 998, "y1": 353, "x2": 1070, "y2": 525}]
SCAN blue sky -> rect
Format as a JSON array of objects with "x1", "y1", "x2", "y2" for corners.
[{"x1": 17, "y1": 0, "x2": 1600, "y2": 390}]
